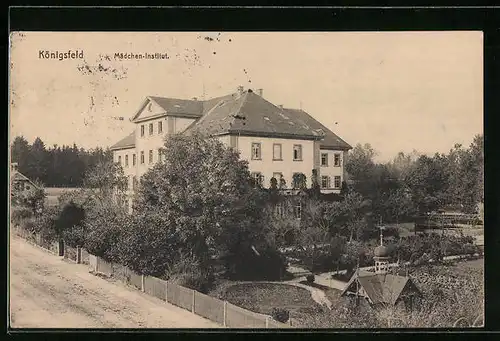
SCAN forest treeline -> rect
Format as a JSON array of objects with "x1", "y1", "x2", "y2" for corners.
[{"x1": 10, "y1": 136, "x2": 112, "y2": 187}]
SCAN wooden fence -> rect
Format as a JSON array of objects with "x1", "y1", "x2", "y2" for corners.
[
  {"x1": 12, "y1": 227, "x2": 291, "y2": 328},
  {"x1": 92, "y1": 255, "x2": 291, "y2": 328}
]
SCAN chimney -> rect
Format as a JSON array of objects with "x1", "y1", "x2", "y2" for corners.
[
  {"x1": 257, "y1": 88, "x2": 263, "y2": 97},
  {"x1": 278, "y1": 104, "x2": 283, "y2": 109},
  {"x1": 237, "y1": 85, "x2": 244, "y2": 94}
]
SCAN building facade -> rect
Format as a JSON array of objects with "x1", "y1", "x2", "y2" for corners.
[{"x1": 110, "y1": 87, "x2": 352, "y2": 212}]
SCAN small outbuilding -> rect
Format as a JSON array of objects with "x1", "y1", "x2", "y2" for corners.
[{"x1": 340, "y1": 227, "x2": 422, "y2": 310}]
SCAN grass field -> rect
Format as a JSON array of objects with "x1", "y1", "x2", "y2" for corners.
[
  {"x1": 44, "y1": 187, "x2": 81, "y2": 196},
  {"x1": 44, "y1": 187, "x2": 83, "y2": 207},
  {"x1": 211, "y1": 282, "x2": 323, "y2": 325}
]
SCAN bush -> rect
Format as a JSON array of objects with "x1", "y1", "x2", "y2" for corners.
[
  {"x1": 271, "y1": 308, "x2": 290, "y2": 323},
  {"x1": 83, "y1": 202, "x2": 128, "y2": 262},
  {"x1": 223, "y1": 245, "x2": 287, "y2": 281},
  {"x1": 169, "y1": 270, "x2": 215, "y2": 294},
  {"x1": 163, "y1": 250, "x2": 215, "y2": 294},
  {"x1": 11, "y1": 207, "x2": 33, "y2": 225},
  {"x1": 306, "y1": 274, "x2": 315, "y2": 283},
  {"x1": 56, "y1": 202, "x2": 86, "y2": 247},
  {"x1": 32, "y1": 207, "x2": 59, "y2": 243}
]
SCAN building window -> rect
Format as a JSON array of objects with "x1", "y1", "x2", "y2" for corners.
[
  {"x1": 334, "y1": 176, "x2": 341, "y2": 189},
  {"x1": 321, "y1": 176, "x2": 330, "y2": 189},
  {"x1": 140, "y1": 151, "x2": 145, "y2": 164},
  {"x1": 132, "y1": 154, "x2": 136, "y2": 166},
  {"x1": 132, "y1": 176, "x2": 137, "y2": 190},
  {"x1": 118, "y1": 155, "x2": 122, "y2": 165},
  {"x1": 158, "y1": 149, "x2": 162, "y2": 162},
  {"x1": 140, "y1": 125, "x2": 145, "y2": 137},
  {"x1": 158, "y1": 121, "x2": 163, "y2": 134},
  {"x1": 126, "y1": 176, "x2": 130, "y2": 190},
  {"x1": 294, "y1": 201, "x2": 302, "y2": 220},
  {"x1": 273, "y1": 172, "x2": 283, "y2": 181},
  {"x1": 334, "y1": 153, "x2": 341, "y2": 167},
  {"x1": 149, "y1": 150, "x2": 153, "y2": 164},
  {"x1": 125, "y1": 155, "x2": 129, "y2": 167},
  {"x1": 149, "y1": 123, "x2": 154, "y2": 135},
  {"x1": 273, "y1": 143, "x2": 282, "y2": 160},
  {"x1": 251, "y1": 172, "x2": 263, "y2": 187},
  {"x1": 251, "y1": 143, "x2": 262, "y2": 160},
  {"x1": 321, "y1": 153, "x2": 328, "y2": 166},
  {"x1": 293, "y1": 144, "x2": 303, "y2": 161}
]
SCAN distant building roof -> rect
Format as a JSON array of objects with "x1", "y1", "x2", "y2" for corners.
[
  {"x1": 110, "y1": 131, "x2": 135, "y2": 151},
  {"x1": 112, "y1": 89, "x2": 352, "y2": 150},
  {"x1": 10, "y1": 170, "x2": 40, "y2": 190},
  {"x1": 341, "y1": 270, "x2": 421, "y2": 306}
]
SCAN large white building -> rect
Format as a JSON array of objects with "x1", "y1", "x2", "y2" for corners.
[{"x1": 110, "y1": 87, "x2": 352, "y2": 211}]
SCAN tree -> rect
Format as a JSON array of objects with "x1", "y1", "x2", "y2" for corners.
[
  {"x1": 25, "y1": 137, "x2": 50, "y2": 184},
  {"x1": 325, "y1": 191, "x2": 368, "y2": 242},
  {"x1": 404, "y1": 155, "x2": 449, "y2": 214},
  {"x1": 383, "y1": 188, "x2": 416, "y2": 225},
  {"x1": 134, "y1": 132, "x2": 282, "y2": 280},
  {"x1": 12, "y1": 179, "x2": 47, "y2": 216},
  {"x1": 345, "y1": 143, "x2": 377, "y2": 197},
  {"x1": 83, "y1": 158, "x2": 127, "y2": 208},
  {"x1": 77, "y1": 158, "x2": 128, "y2": 260},
  {"x1": 309, "y1": 169, "x2": 321, "y2": 199},
  {"x1": 297, "y1": 199, "x2": 333, "y2": 272},
  {"x1": 292, "y1": 172, "x2": 307, "y2": 190},
  {"x1": 10, "y1": 136, "x2": 30, "y2": 172},
  {"x1": 57, "y1": 202, "x2": 86, "y2": 247}
]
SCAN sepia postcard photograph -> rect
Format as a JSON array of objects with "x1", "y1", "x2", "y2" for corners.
[{"x1": 9, "y1": 31, "x2": 484, "y2": 329}]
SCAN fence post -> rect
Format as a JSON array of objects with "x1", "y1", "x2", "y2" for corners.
[
  {"x1": 223, "y1": 301, "x2": 227, "y2": 327},
  {"x1": 165, "y1": 281, "x2": 168, "y2": 303},
  {"x1": 192, "y1": 290, "x2": 195, "y2": 313},
  {"x1": 265, "y1": 316, "x2": 269, "y2": 328},
  {"x1": 76, "y1": 246, "x2": 82, "y2": 264},
  {"x1": 141, "y1": 275, "x2": 145, "y2": 292},
  {"x1": 59, "y1": 239, "x2": 65, "y2": 257}
]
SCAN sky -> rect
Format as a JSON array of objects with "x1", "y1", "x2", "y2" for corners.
[{"x1": 9, "y1": 31, "x2": 483, "y2": 162}]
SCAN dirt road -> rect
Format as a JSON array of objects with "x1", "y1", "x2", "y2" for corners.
[{"x1": 9, "y1": 235, "x2": 222, "y2": 329}]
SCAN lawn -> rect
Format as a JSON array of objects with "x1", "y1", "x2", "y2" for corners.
[
  {"x1": 211, "y1": 281, "x2": 326, "y2": 325},
  {"x1": 216, "y1": 258, "x2": 483, "y2": 328}
]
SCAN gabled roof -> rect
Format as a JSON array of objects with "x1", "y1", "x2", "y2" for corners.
[
  {"x1": 11, "y1": 171, "x2": 30, "y2": 182},
  {"x1": 341, "y1": 270, "x2": 419, "y2": 306},
  {"x1": 10, "y1": 171, "x2": 40, "y2": 189},
  {"x1": 110, "y1": 131, "x2": 135, "y2": 151},
  {"x1": 148, "y1": 96, "x2": 204, "y2": 117},
  {"x1": 111, "y1": 88, "x2": 352, "y2": 150},
  {"x1": 282, "y1": 108, "x2": 352, "y2": 151},
  {"x1": 185, "y1": 90, "x2": 325, "y2": 140}
]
